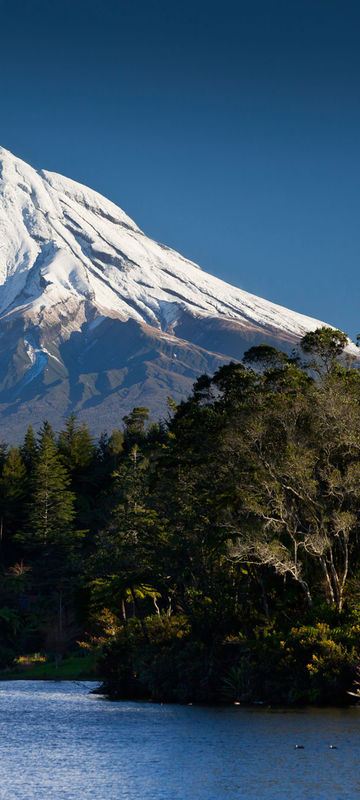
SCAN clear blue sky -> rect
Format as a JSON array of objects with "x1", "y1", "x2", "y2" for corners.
[{"x1": 1, "y1": 0, "x2": 359, "y2": 337}]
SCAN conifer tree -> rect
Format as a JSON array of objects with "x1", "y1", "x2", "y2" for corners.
[
  {"x1": 28, "y1": 424, "x2": 76, "y2": 555},
  {"x1": 58, "y1": 413, "x2": 98, "y2": 533},
  {"x1": 58, "y1": 412, "x2": 95, "y2": 472},
  {"x1": 123, "y1": 406, "x2": 149, "y2": 451},
  {"x1": 0, "y1": 446, "x2": 27, "y2": 563},
  {"x1": 20, "y1": 425, "x2": 38, "y2": 472}
]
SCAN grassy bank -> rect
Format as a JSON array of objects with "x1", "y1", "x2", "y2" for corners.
[{"x1": 0, "y1": 653, "x2": 100, "y2": 681}]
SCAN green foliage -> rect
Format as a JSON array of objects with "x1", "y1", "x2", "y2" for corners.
[
  {"x1": 98, "y1": 614, "x2": 220, "y2": 703},
  {"x1": 123, "y1": 406, "x2": 150, "y2": 451},
  {"x1": 243, "y1": 344, "x2": 292, "y2": 370},
  {"x1": 58, "y1": 412, "x2": 95, "y2": 472},
  {"x1": 20, "y1": 425, "x2": 38, "y2": 471},
  {"x1": 0, "y1": 327, "x2": 360, "y2": 705},
  {"x1": 0, "y1": 446, "x2": 27, "y2": 557},
  {"x1": 300, "y1": 326, "x2": 348, "y2": 374},
  {"x1": 27, "y1": 426, "x2": 76, "y2": 551},
  {"x1": 0, "y1": 651, "x2": 99, "y2": 680}
]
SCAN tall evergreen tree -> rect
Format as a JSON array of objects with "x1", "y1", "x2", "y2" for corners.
[
  {"x1": 0, "y1": 446, "x2": 27, "y2": 563},
  {"x1": 27, "y1": 425, "x2": 76, "y2": 555},
  {"x1": 123, "y1": 407, "x2": 149, "y2": 451},
  {"x1": 20, "y1": 425, "x2": 38, "y2": 472},
  {"x1": 58, "y1": 413, "x2": 95, "y2": 472},
  {"x1": 57, "y1": 413, "x2": 97, "y2": 533}
]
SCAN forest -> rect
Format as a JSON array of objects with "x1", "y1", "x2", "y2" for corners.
[{"x1": 1, "y1": 327, "x2": 360, "y2": 705}]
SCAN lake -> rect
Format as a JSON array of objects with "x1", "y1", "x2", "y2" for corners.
[{"x1": 0, "y1": 681, "x2": 358, "y2": 799}]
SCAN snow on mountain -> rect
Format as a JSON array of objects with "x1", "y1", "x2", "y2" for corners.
[
  {"x1": 0, "y1": 145, "x2": 330, "y2": 335},
  {"x1": 0, "y1": 145, "x2": 355, "y2": 439}
]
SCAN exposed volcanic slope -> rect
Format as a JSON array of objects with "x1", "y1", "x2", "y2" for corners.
[{"x1": 0, "y1": 146, "x2": 353, "y2": 439}]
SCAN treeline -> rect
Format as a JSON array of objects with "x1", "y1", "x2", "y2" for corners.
[{"x1": 1, "y1": 327, "x2": 360, "y2": 704}]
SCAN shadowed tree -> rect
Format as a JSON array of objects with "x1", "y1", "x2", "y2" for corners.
[{"x1": 0, "y1": 446, "x2": 27, "y2": 564}]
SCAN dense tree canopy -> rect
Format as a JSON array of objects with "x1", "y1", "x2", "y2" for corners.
[{"x1": 1, "y1": 328, "x2": 360, "y2": 704}]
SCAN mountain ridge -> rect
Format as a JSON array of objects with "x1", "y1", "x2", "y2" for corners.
[{"x1": 0, "y1": 145, "x2": 355, "y2": 440}]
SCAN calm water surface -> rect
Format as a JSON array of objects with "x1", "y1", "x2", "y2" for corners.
[{"x1": 0, "y1": 681, "x2": 358, "y2": 799}]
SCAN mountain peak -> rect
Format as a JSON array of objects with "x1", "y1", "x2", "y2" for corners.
[{"x1": 0, "y1": 147, "x2": 355, "y2": 440}]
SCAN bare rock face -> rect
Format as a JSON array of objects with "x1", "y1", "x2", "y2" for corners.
[{"x1": 0, "y1": 146, "x2": 353, "y2": 440}]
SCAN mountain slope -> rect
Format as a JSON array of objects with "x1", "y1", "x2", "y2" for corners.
[{"x1": 0, "y1": 146, "x2": 354, "y2": 439}]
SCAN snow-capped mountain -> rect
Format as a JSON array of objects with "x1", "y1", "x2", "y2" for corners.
[{"x1": 0, "y1": 146, "x2": 354, "y2": 439}]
